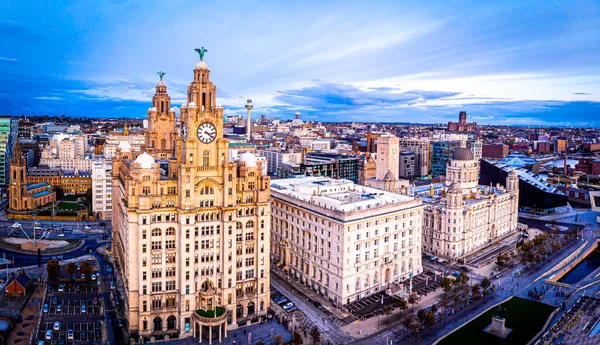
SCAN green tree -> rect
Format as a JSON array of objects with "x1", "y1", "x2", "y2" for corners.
[
  {"x1": 441, "y1": 277, "x2": 453, "y2": 293},
  {"x1": 480, "y1": 277, "x2": 491, "y2": 291},
  {"x1": 291, "y1": 331, "x2": 303, "y2": 345},
  {"x1": 310, "y1": 326, "x2": 321, "y2": 344},
  {"x1": 425, "y1": 310, "x2": 436, "y2": 328},
  {"x1": 417, "y1": 309, "x2": 426, "y2": 322},
  {"x1": 65, "y1": 262, "x2": 77, "y2": 279},
  {"x1": 395, "y1": 297, "x2": 408, "y2": 311},
  {"x1": 459, "y1": 272, "x2": 469, "y2": 286},
  {"x1": 408, "y1": 293, "x2": 418, "y2": 311},
  {"x1": 273, "y1": 334, "x2": 284, "y2": 345},
  {"x1": 403, "y1": 314, "x2": 416, "y2": 337},
  {"x1": 46, "y1": 259, "x2": 60, "y2": 281},
  {"x1": 384, "y1": 305, "x2": 393, "y2": 323},
  {"x1": 55, "y1": 186, "x2": 65, "y2": 200},
  {"x1": 471, "y1": 283, "x2": 481, "y2": 300},
  {"x1": 430, "y1": 304, "x2": 438, "y2": 314},
  {"x1": 80, "y1": 261, "x2": 93, "y2": 280}
]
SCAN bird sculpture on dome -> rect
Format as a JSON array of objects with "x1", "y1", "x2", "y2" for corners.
[
  {"x1": 157, "y1": 71, "x2": 166, "y2": 80},
  {"x1": 195, "y1": 47, "x2": 208, "y2": 61}
]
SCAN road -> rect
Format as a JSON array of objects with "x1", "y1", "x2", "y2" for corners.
[{"x1": 271, "y1": 274, "x2": 354, "y2": 345}]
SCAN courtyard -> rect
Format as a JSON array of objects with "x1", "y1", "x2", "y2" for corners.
[{"x1": 438, "y1": 297, "x2": 556, "y2": 345}]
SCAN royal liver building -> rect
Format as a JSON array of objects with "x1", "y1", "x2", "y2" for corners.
[{"x1": 112, "y1": 49, "x2": 271, "y2": 343}]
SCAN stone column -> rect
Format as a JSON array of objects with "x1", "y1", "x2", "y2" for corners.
[
  {"x1": 219, "y1": 324, "x2": 222, "y2": 343},
  {"x1": 199, "y1": 323, "x2": 202, "y2": 344},
  {"x1": 209, "y1": 325, "x2": 213, "y2": 345},
  {"x1": 224, "y1": 322, "x2": 227, "y2": 338}
]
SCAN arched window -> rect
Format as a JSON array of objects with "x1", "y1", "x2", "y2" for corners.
[
  {"x1": 152, "y1": 228, "x2": 161, "y2": 237},
  {"x1": 143, "y1": 175, "x2": 151, "y2": 181},
  {"x1": 246, "y1": 220, "x2": 254, "y2": 228},
  {"x1": 228, "y1": 174, "x2": 233, "y2": 182},
  {"x1": 200, "y1": 186, "x2": 214, "y2": 195},
  {"x1": 236, "y1": 222, "x2": 243, "y2": 230},
  {"x1": 166, "y1": 227, "x2": 176, "y2": 236},
  {"x1": 236, "y1": 304, "x2": 243, "y2": 318},
  {"x1": 167, "y1": 316, "x2": 176, "y2": 330},
  {"x1": 248, "y1": 302, "x2": 255, "y2": 315},
  {"x1": 248, "y1": 172, "x2": 255, "y2": 177},
  {"x1": 153, "y1": 317, "x2": 162, "y2": 331}
]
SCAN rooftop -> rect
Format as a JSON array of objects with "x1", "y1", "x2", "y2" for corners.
[{"x1": 271, "y1": 177, "x2": 415, "y2": 213}]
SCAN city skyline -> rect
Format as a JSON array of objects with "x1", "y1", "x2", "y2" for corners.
[{"x1": 0, "y1": 0, "x2": 599, "y2": 125}]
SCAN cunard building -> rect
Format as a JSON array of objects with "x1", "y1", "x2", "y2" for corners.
[{"x1": 112, "y1": 49, "x2": 271, "y2": 343}]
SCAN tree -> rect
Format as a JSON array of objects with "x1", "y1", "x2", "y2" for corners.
[
  {"x1": 395, "y1": 297, "x2": 408, "y2": 311},
  {"x1": 66, "y1": 262, "x2": 77, "y2": 279},
  {"x1": 496, "y1": 252, "x2": 510, "y2": 266},
  {"x1": 80, "y1": 262, "x2": 93, "y2": 280},
  {"x1": 291, "y1": 331, "x2": 303, "y2": 345},
  {"x1": 408, "y1": 293, "x2": 418, "y2": 311},
  {"x1": 471, "y1": 283, "x2": 481, "y2": 300},
  {"x1": 55, "y1": 186, "x2": 65, "y2": 200},
  {"x1": 425, "y1": 310, "x2": 436, "y2": 328},
  {"x1": 273, "y1": 334, "x2": 285, "y2": 345},
  {"x1": 417, "y1": 309, "x2": 426, "y2": 322},
  {"x1": 480, "y1": 277, "x2": 491, "y2": 291},
  {"x1": 430, "y1": 304, "x2": 438, "y2": 314},
  {"x1": 403, "y1": 314, "x2": 416, "y2": 337},
  {"x1": 46, "y1": 259, "x2": 60, "y2": 281},
  {"x1": 441, "y1": 277, "x2": 453, "y2": 293},
  {"x1": 310, "y1": 326, "x2": 321, "y2": 344},
  {"x1": 459, "y1": 272, "x2": 469, "y2": 286},
  {"x1": 384, "y1": 305, "x2": 393, "y2": 323}
]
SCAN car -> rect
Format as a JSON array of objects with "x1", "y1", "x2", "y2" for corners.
[
  {"x1": 96, "y1": 329, "x2": 102, "y2": 338},
  {"x1": 59, "y1": 340, "x2": 65, "y2": 345},
  {"x1": 429, "y1": 255, "x2": 437, "y2": 261},
  {"x1": 510, "y1": 263, "x2": 517, "y2": 268},
  {"x1": 81, "y1": 274, "x2": 86, "y2": 279},
  {"x1": 95, "y1": 320, "x2": 101, "y2": 329},
  {"x1": 43, "y1": 303, "x2": 49, "y2": 313},
  {"x1": 106, "y1": 266, "x2": 113, "y2": 273},
  {"x1": 276, "y1": 297, "x2": 289, "y2": 306},
  {"x1": 283, "y1": 302, "x2": 296, "y2": 312},
  {"x1": 81, "y1": 234, "x2": 88, "y2": 238},
  {"x1": 118, "y1": 318, "x2": 124, "y2": 327},
  {"x1": 93, "y1": 297, "x2": 98, "y2": 305},
  {"x1": 51, "y1": 296, "x2": 58, "y2": 305},
  {"x1": 38, "y1": 341, "x2": 44, "y2": 345},
  {"x1": 493, "y1": 272, "x2": 504, "y2": 279},
  {"x1": 76, "y1": 285, "x2": 80, "y2": 292},
  {"x1": 452, "y1": 271, "x2": 461, "y2": 278},
  {"x1": 81, "y1": 330, "x2": 87, "y2": 340},
  {"x1": 58, "y1": 285, "x2": 64, "y2": 292},
  {"x1": 437, "y1": 258, "x2": 445, "y2": 263},
  {"x1": 84, "y1": 226, "x2": 91, "y2": 230},
  {"x1": 57, "y1": 304, "x2": 62, "y2": 313},
  {"x1": 68, "y1": 329, "x2": 74, "y2": 340},
  {"x1": 68, "y1": 321, "x2": 73, "y2": 330},
  {"x1": 53, "y1": 321, "x2": 60, "y2": 331},
  {"x1": 115, "y1": 295, "x2": 120, "y2": 305},
  {"x1": 57, "y1": 233, "x2": 65, "y2": 237},
  {"x1": 45, "y1": 330, "x2": 52, "y2": 340},
  {"x1": 81, "y1": 304, "x2": 86, "y2": 313},
  {"x1": 312, "y1": 301, "x2": 323, "y2": 309},
  {"x1": 47, "y1": 285, "x2": 52, "y2": 292},
  {"x1": 110, "y1": 282, "x2": 115, "y2": 290},
  {"x1": 91, "y1": 274, "x2": 96, "y2": 280},
  {"x1": 459, "y1": 266, "x2": 471, "y2": 272}
]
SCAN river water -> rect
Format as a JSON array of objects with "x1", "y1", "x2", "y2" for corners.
[{"x1": 558, "y1": 250, "x2": 600, "y2": 285}]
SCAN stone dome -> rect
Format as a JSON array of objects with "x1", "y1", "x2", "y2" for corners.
[
  {"x1": 180, "y1": 103, "x2": 188, "y2": 109},
  {"x1": 238, "y1": 152, "x2": 257, "y2": 167},
  {"x1": 452, "y1": 147, "x2": 474, "y2": 161},
  {"x1": 118, "y1": 141, "x2": 132, "y2": 152},
  {"x1": 148, "y1": 107, "x2": 157, "y2": 112},
  {"x1": 383, "y1": 170, "x2": 395, "y2": 181},
  {"x1": 188, "y1": 102, "x2": 197, "y2": 108},
  {"x1": 449, "y1": 182, "x2": 461, "y2": 190},
  {"x1": 195, "y1": 60, "x2": 209, "y2": 70},
  {"x1": 134, "y1": 152, "x2": 155, "y2": 169}
]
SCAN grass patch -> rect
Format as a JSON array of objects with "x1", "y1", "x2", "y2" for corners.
[
  {"x1": 196, "y1": 306, "x2": 225, "y2": 318},
  {"x1": 57, "y1": 202, "x2": 83, "y2": 211},
  {"x1": 439, "y1": 297, "x2": 556, "y2": 345},
  {"x1": 63, "y1": 195, "x2": 79, "y2": 201}
]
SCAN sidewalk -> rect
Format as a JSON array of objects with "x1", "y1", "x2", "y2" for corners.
[{"x1": 6, "y1": 284, "x2": 45, "y2": 345}]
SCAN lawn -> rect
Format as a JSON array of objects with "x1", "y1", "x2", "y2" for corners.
[
  {"x1": 63, "y1": 195, "x2": 79, "y2": 201},
  {"x1": 196, "y1": 306, "x2": 225, "y2": 318},
  {"x1": 57, "y1": 202, "x2": 83, "y2": 211},
  {"x1": 438, "y1": 297, "x2": 556, "y2": 345}
]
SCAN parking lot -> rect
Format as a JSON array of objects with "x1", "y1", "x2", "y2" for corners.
[
  {"x1": 45, "y1": 297, "x2": 102, "y2": 315},
  {"x1": 345, "y1": 291, "x2": 398, "y2": 320},
  {"x1": 38, "y1": 320, "x2": 104, "y2": 344}
]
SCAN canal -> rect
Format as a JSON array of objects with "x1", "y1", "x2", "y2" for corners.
[{"x1": 559, "y1": 250, "x2": 600, "y2": 285}]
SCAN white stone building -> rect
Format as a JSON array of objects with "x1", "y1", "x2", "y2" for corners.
[
  {"x1": 92, "y1": 160, "x2": 112, "y2": 220},
  {"x1": 420, "y1": 147, "x2": 519, "y2": 260},
  {"x1": 270, "y1": 177, "x2": 423, "y2": 306}
]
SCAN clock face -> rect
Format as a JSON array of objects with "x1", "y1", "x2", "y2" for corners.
[
  {"x1": 181, "y1": 122, "x2": 188, "y2": 140},
  {"x1": 197, "y1": 122, "x2": 217, "y2": 144}
]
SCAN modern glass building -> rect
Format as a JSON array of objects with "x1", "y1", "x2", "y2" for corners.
[
  {"x1": 431, "y1": 140, "x2": 461, "y2": 177},
  {"x1": 0, "y1": 116, "x2": 18, "y2": 198}
]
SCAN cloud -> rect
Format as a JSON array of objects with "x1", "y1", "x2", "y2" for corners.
[
  {"x1": 471, "y1": 115, "x2": 494, "y2": 120},
  {"x1": 573, "y1": 92, "x2": 592, "y2": 95},
  {"x1": 0, "y1": 21, "x2": 42, "y2": 41},
  {"x1": 0, "y1": 57, "x2": 17, "y2": 62},
  {"x1": 34, "y1": 96, "x2": 62, "y2": 100}
]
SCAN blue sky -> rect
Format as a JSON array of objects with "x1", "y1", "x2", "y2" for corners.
[{"x1": 0, "y1": 0, "x2": 599, "y2": 125}]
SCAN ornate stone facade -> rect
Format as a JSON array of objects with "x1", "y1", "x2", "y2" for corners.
[{"x1": 112, "y1": 55, "x2": 271, "y2": 343}]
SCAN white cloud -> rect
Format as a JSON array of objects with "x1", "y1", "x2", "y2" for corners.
[{"x1": 35, "y1": 96, "x2": 62, "y2": 100}]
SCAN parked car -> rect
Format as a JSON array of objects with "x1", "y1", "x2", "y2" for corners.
[
  {"x1": 283, "y1": 302, "x2": 297, "y2": 312},
  {"x1": 47, "y1": 285, "x2": 52, "y2": 292},
  {"x1": 81, "y1": 304, "x2": 86, "y2": 313},
  {"x1": 429, "y1": 255, "x2": 437, "y2": 261},
  {"x1": 437, "y1": 258, "x2": 445, "y2": 263},
  {"x1": 68, "y1": 321, "x2": 73, "y2": 330},
  {"x1": 57, "y1": 233, "x2": 65, "y2": 237},
  {"x1": 58, "y1": 285, "x2": 64, "y2": 292},
  {"x1": 45, "y1": 330, "x2": 52, "y2": 340},
  {"x1": 76, "y1": 285, "x2": 80, "y2": 292},
  {"x1": 312, "y1": 301, "x2": 323, "y2": 309},
  {"x1": 53, "y1": 322, "x2": 60, "y2": 331},
  {"x1": 81, "y1": 330, "x2": 87, "y2": 340},
  {"x1": 84, "y1": 226, "x2": 91, "y2": 230},
  {"x1": 43, "y1": 303, "x2": 49, "y2": 313},
  {"x1": 93, "y1": 297, "x2": 98, "y2": 305},
  {"x1": 114, "y1": 295, "x2": 120, "y2": 305},
  {"x1": 57, "y1": 304, "x2": 62, "y2": 313},
  {"x1": 452, "y1": 271, "x2": 461, "y2": 278},
  {"x1": 91, "y1": 274, "x2": 96, "y2": 280},
  {"x1": 110, "y1": 282, "x2": 115, "y2": 290},
  {"x1": 51, "y1": 296, "x2": 58, "y2": 305},
  {"x1": 459, "y1": 266, "x2": 471, "y2": 272},
  {"x1": 38, "y1": 341, "x2": 44, "y2": 345},
  {"x1": 68, "y1": 329, "x2": 74, "y2": 340}
]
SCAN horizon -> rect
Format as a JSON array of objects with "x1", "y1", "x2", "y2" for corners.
[{"x1": 0, "y1": 1, "x2": 599, "y2": 126}]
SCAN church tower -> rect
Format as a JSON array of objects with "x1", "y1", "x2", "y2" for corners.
[
  {"x1": 146, "y1": 71, "x2": 176, "y2": 159},
  {"x1": 9, "y1": 141, "x2": 26, "y2": 210}
]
